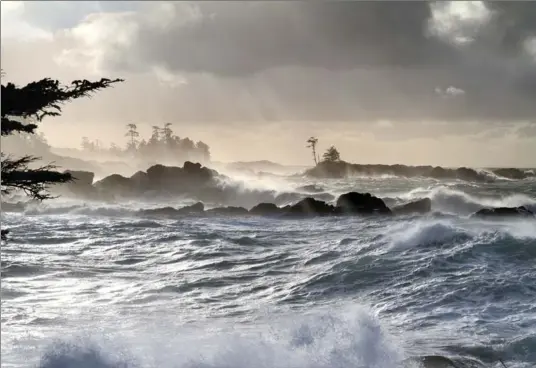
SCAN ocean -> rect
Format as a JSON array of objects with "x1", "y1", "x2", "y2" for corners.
[{"x1": 1, "y1": 175, "x2": 535, "y2": 368}]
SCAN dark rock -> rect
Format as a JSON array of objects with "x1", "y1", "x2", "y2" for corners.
[
  {"x1": 283, "y1": 197, "x2": 335, "y2": 217},
  {"x1": 336, "y1": 192, "x2": 391, "y2": 215},
  {"x1": 206, "y1": 206, "x2": 249, "y2": 216},
  {"x1": 130, "y1": 171, "x2": 150, "y2": 187},
  {"x1": 145, "y1": 162, "x2": 216, "y2": 194},
  {"x1": 472, "y1": 206, "x2": 535, "y2": 219},
  {"x1": 94, "y1": 174, "x2": 133, "y2": 194},
  {"x1": 455, "y1": 167, "x2": 486, "y2": 182},
  {"x1": 250, "y1": 202, "x2": 281, "y2": 215},
  {"x1": 1, "y1": 229, "x2": 9, "y2": 241},
  {"x1": 297, "y1": 184, "x2": 324, "y2": 193},
  {"x1": 305, "y1": 161, "x2": 500, "y2": 183},
  {"x1": 139, "y1": 206, "x2": 179, "y2": 217},
  {"x1": 177, "y1": 202, "x2": 204, "y2": 214},
  {"x1": 392, "y1": 198, "x2": 432, "y2": 215}
]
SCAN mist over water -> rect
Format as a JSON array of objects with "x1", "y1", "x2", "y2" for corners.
[{"x1": 2, "y1": 169, "x2": 536, "y2": 368}]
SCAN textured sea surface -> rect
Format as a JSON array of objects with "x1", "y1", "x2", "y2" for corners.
[{"x1": 2, "y1": 176, "x2": 536, "y2": 368}]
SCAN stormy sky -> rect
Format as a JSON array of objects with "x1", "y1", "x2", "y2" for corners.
[{"x1": 1, "y1": 1, "x2": 535, "y2": 167}]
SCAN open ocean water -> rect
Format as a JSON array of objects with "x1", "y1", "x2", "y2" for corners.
[{"x1": 1, "y1": 176, "x2": 536, "y2": 368}]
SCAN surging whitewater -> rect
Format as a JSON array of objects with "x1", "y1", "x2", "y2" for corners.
[{"x1": 1, "y1": 172, "x2": 536, "y2": 368}]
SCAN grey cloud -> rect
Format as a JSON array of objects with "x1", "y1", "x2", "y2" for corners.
[
  {"x1": 18, "y1": 1, "x2": 536, "y2": 124},
  {"x1": 133, "y1": 2, "x2": 456, "y2": 75},
  {"x1": 17, "y1": 1, "x2": 140, "y2": 31}
]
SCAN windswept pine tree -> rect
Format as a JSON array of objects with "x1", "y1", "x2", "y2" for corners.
[{"x1": 1, "y1": 75, "x2": 123, "y2": 240}]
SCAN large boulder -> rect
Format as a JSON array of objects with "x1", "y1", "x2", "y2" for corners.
[
  {"x1": 249, "y1": 202, "x2": 281, "y2": 216},
  {"x1": 283, "y1": 197, "x2": 335, "y2": 217},
  {"x1": 145, "y1": 162, "x2": 215, "y2": 193},
  {"x1": 392, "y1": 198, "x2": 432, "y2": 215},
  {"x1": 336, "y1": 192, "x2": 391, "y2": 215},
  {"x1": 472, "y1": 206, "x2": 535, "y2": 219}
]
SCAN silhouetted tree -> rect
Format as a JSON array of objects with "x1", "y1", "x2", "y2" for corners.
[
  {"x1": 307, "y1": 137, "x2": 319, "y2": 165},
  {"x1": 322, "y1": 146, "x2": 341, "y2": 162},
  {"x1": 162, "y1": 123, "x2": 174, "y2": 144},
  {"x1": 1, "y1": 75, "x2": 123, "y2": 239},
  {"x1": 125, "y1": 123, "x2": 139, "y2": 151}
]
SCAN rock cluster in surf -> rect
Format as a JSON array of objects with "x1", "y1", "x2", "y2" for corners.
[
  {"x1": 305, "y1": 161, "x2": 536, "y2": 182},
  {"x1": 2, "y1": 161, "x2": 533, "y2": 220}
]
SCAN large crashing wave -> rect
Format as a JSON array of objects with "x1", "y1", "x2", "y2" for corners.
[{"x1": 35, "y1": 307, "x2": 405, "y2": 368}]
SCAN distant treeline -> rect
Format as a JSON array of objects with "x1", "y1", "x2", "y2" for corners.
[{"x1": 81, "y1": 123, "x2": 211, "y2": 163}]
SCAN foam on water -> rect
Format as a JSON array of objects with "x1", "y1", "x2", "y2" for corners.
[
  {"x1": 32, "y1": 305, "x2": 404, "y2": 368},
  {"x1": 2, "y1": 176, "x2": 535, "y2": 368}
]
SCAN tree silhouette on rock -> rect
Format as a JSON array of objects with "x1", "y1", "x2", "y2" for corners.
[
  {"x1": 322, "y1": 146, "x2": 341, "y2": 162},
  {"x1": 1, "y1": 75, "x2": 123, "y2": 240}
]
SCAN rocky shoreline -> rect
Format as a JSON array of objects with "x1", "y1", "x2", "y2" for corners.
[
  {"x1": 2, "y1": 161, "x2": 534, "y2": 220},
  {"x1": 305, "y1": 161, "x2": 536, "y2": 182}
]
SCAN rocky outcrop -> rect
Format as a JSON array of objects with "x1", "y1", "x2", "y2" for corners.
[
  {"x1": 94, "y1": 174, "x2": 133, "y2": 194},
  {"x1": 336, "y1": 192, "x2": 391, "y2": 215},
  {"x1": 305, "y1": 161, "x2": 535, "y2": 183},
  {"x1": 392, "y1": 198, "x2": 432, "y2": 215},
  {"x1": 249, "y1": 203, "x2": 281, "y2": 216},
  {"x1": 283, "y1": 197, "x2": 335, "y2": 217},
  {"x1": 472, "y1": 206, "x2": 535, "y2": 219}
]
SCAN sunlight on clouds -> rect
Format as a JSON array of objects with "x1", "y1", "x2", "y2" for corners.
[{"x1": 428, "y1": 1, "x2": 491, "y2": 46}]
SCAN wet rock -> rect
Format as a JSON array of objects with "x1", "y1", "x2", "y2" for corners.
[
  {"x1": 472, "y1": 206, "x2": 535, "y2": 218},
  {"x1": 283, "y1": 197, "x2": 335, "y2": 217},
  {"x1": 249, "y1": 202, "x2": 281, "y2": 215},
  {"x1": 336, "y1": 192, "x2": 391, "y2": 215}
]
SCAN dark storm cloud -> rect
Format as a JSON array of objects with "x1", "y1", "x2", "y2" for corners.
[
  {"x1": 133, "y1": 1, "x2": 458, "y2": 75},
  {"x1": 20, "y1": 1, "x2": 536, "y2": 124}
]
